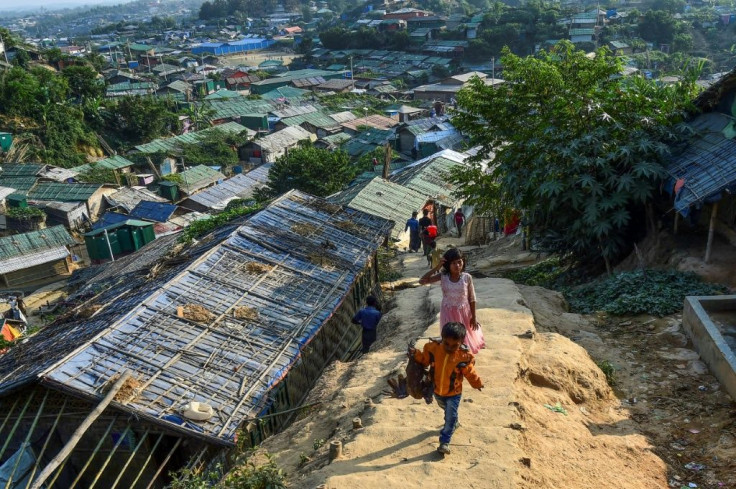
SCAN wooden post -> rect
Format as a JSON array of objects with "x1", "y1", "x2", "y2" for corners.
[
  {"x1": 328, "y1": 440, "x2": 342, "y2": 461},
  {"x1": 382, "y1": 142, "x2": 391, "y2": 180},
  {"x1": 705, "y1": 202, "x2": 719, "y2": 264},
  {"x1": 30, "y1": 371, "x2": 131, "y2": 489},
  {"x1": 673, "y1": 212, "x2": 679, "y2": 235}
]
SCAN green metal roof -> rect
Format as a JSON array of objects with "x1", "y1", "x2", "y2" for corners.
[
  {"x1": 0, "y1": 176, "x2": 37, "y2": 193},
  {"x1": 178, "y1": 165, "x2": 225, "y2": 194},
  {"x1": 569, "y1": 28, "x2": 595, "y2": 36},
  {"x1": 74, "y1": 155, "x2": 135, "y2": 175},
  {"x1": 391, "y1": 151, "x2": 468, "y2": 206},
  {"x1": 28, "y1": 182, "x2": 102, "y2": 202},
  {"x1": 134, "y1": 122, "x2": 249, "y2": 154},
  {"x1": 0, "y1": 225, "x2": 76, "y2": 260},
  {"x1": 0, "y1": 164, "x2": 44, "y2": 177},
  {"x1": 279, "y1": 111, "x2": 340, "y2": 129},
  {"x1": 320, "y1": 133, "x2": 352, "y2": 146},
  {"x1": 84, "y1": 219, "x2": 153, "y2": 236},
  {"x1": 205, "y1": 89, "x2": 242, "y2": 100},
  {"x1": 107, "y1": 81, "x2": 157, "y2": 92},
  {"x1": 260, "y1": 86, "x2": 311, "y2": 100},
  {"x1": 206, "y1": 98, "x2": 277, "y2": 120},
  {"x1": 328, "y1": 177, "x2": 426, "y2": 239}
]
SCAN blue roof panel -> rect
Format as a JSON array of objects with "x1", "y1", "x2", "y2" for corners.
[{"x1": 130, "y1": 201, "x2": 178, "y2": 222}]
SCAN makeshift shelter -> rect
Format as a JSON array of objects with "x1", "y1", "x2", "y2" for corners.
[
  {"x1": 390, "y1": 149, "x2": 470, "y2": 233},
  {"x1": 328, "y1": 176, "x2": 426, "y2": 240},
  {"x1": 0, "y1": 191, "x2": 392, "y2": 488},
  {"x1": 180, "y1": 167, "x2": 271, "y2": 212},
  {"x1": 0, "y1": 226, "x2": 77, "y2": 288},
  {"x1": 665, "y1": 68, "x2": 736, "y2": 262},
  {"x1": 242, "y1": 126, "x2": 315, "y2": 164}
]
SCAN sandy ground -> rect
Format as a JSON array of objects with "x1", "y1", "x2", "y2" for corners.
[
  {"x1": 217, "y1": 51, "x2": 299, "y2": 68},
  {"x1": 248, "y1": 235, "x2": 717, "y2": 488}
]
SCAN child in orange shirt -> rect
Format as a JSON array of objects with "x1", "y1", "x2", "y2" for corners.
[{"x1": 410, "y1": 322, "x2": 484, "y2": 454}]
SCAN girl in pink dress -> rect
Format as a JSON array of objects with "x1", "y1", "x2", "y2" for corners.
[{"x1": 419, "y1": 248, "x2": 485, "y2": 353}]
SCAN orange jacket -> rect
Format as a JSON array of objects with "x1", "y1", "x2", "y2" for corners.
[{"x1": 413, "y1": 339, "x2": 483, "y2": 397}]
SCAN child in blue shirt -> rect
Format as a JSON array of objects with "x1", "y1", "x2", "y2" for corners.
[{"x1": 352, "y1": 295, "x2": 382, "y2": 353}]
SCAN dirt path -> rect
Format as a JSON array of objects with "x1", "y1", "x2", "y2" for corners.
[{"x1": 251, "y1": 238, "x2": 704, "y2": 488}]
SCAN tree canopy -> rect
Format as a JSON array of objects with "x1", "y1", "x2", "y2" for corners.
[
  {"x1": 450, "y1": 41, "x2": 698, "y2": 270},
  {"x1": 262, "y1": 144, "x2": 356, "y2": 198}
]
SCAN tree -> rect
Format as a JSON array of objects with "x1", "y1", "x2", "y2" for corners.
[
  {"x1": 62, "y1": 65, "x2": 103, "y2": 101},
  {"x1": 262, "y1": 145, "x2": 356, "y2": 197},
  {"x1": 450, "y1": 42, "x2": 698, "y2": 270},
  {"x1": 108, "y1": 96, "x2": 180, "y2": 144}
]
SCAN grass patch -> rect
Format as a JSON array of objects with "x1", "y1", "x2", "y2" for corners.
[{"x1": 565, "y1": 269, "x2": 727, "y2": 317}]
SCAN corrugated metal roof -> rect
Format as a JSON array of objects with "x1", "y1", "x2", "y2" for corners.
[
  {"x1": 85, "y1": 219, "x2": 154, "y2": 236},
  {"x1": 341, "y1": 114, "x2": 399, "y2": 132},
  {"x1": 279, "y1": 111, "x2": 340, "y2": 130},
  {"x1": 39, "y1": 167, "x2": 78, "y2": 182},
  {"x1": 134, "y1": 122, "x2": 251, "y2": 154},
  {"x1": 38, "y1": 190, "x2": 393, "y2": 444},
  {"x1": 178, "y1": 165, "x2": 226, "y2": 194},
  {"x1": 416, "y1": 128, "x2": 461, "y2": 144},
  {"x1": 666, "y1": 112, "x2": 736, "y2": 215},
  {"x1": 271, "y1": 104, "x2": 319, "y2": 119},
  {"x1": 0, "y1": 225, "x2": 76, "y2": 260},
  {"x1": 0, "y1": 246, "x2": 70, "y2": 274},
  {"x1": 328, "y1": 176, "x2": 426, "y2": 239},
  {"x1": 105, "y1": 187, "x2": 168, "y2": 212},
  {"x1": 130, "y1": 201, "x2": 178, "y2": 222},
  {"x1": 260, "y1": 86, "x2": 310, "y2": 100},
  {"x1": 0, "y1": 176, "x2": 37, "y2": 193},
  {"x1": 0, "y1": 186, "x2": 17, "y2": 200},
  {"x1": 391, "y1": 149, "x2": 469, "y2": 206},
  {"x1": 254, "y1": 126, "x2": 314, "y2": 153},
  {"x1": 73, "y1": 155, "x2": 135, "y2": 175},
  {"x1": 1, "y1": 164, "x2": 45, "y2": 177},
  {"x1": 28, "y1": 182, "x2": 103, "y2": 202},
  {"x1": 329, "y1": 111, "x2": 357, "y2": 124}
]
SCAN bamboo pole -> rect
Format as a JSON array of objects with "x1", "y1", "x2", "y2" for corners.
[
  {"x1": 88, "y1": 425, "x2": 132, "y2": 489},
  {"x1": 67, "y1": 416, "x2": 119, "y2": 489},
  {"x1": 109, "y1": 430, "x2": 152, "y2": 489},
  {"x1": 673, "y1": 212, "x2": 679, "y2": 235},
  {"x1": 143, "y1": 437, "x2": 182, "y2": 489},
  {"x1": 24, "y1": 399, "x2": 68, "y2": 489},
  {"x1": 128, "y1": 433, "x2": 165, "y2": 488},
  {"x1": 5, "y1": 390, "x2": 49, "y2": 489},
  {"x1": 705, "y1": 202, "x2": 719, "y2": 264},
  {"x1": 0, "y1": 390, "x2": 35, "y2": 461},
  {"x1": 0, "y1": 397, "x2": 20, "y2": 435},
  {"x1": 30, "y1": 371, "x2": 131, "y2": 489}
]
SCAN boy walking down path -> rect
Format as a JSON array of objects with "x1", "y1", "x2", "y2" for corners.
[
  {"x1": 410, "y1": 322, "x2": 484, "y2": 454},
  {"x1": 352, "y1": 295, "x2": 382, "y2": 354}
]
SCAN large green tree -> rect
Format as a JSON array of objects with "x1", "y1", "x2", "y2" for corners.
[
  {"x1": 450, "y1": 41, "x2": 698, "y2": 270},
  {"x1": 263, "y1": 145, "x2": 356, "y2": 197}
]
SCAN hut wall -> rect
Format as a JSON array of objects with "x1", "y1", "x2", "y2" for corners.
[
  {"x1": 1, "y1": 258, "x2": 69, "y2": 288},
  {"x1": 0, "y1": 386, "x2": 206, "y2": 489}
]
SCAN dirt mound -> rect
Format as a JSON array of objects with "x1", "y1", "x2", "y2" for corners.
[{"x1": 522, "y1": 333, "x2": 612, "y2": 404}]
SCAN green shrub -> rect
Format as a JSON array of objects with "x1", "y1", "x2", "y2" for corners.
[
  {"x1": 178, "y1": 203, "x2": 261, "y2": 244},
  {"x1": 565, "y1": 270, "x2": 727, "y2": 317},
  {"x1": 596, "y1": 360, "x2": 617, "y2": 386},
  {"x1": 504, "y1": 257, "x2": 564, "y2": 287},
  {"x1": 223, "y1": 453, "x2": 287, "y2": 489},
  {"x1": 377, "y1": 247, "x2": 401, "y2": 282},
  {"x1": 6, "y1": 207, "x2": 45, "y2": 220}
]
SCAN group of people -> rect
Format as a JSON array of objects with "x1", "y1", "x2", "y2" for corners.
[{"x1": 352, "y1": 240, "x2": 486, "y2": 456}]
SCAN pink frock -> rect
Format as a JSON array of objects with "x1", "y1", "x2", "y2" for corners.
[{"x1": 439, "y1": 273, "x2": 485, "y2": 354}]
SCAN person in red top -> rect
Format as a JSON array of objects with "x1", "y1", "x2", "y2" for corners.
[
  {"x1": 410, "y1": 322, "x2": 484, "y2": 455},
  {"x1": 454, "y1": 208, "x2": 465, "y2": 238}
]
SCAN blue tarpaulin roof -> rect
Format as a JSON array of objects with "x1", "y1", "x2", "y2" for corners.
[
  {"x1": 12, "y1": 190, "x2": 392, "y2": 445},
  {"x1": 130, "y1": 201, "x2": 178, "y2": 222},
  {"x1": 92, "y1": 212, "x2": 129, "y2": 229},
  {"x1": 666, "y1": 112, "x2": 736, "y2": 216}
]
